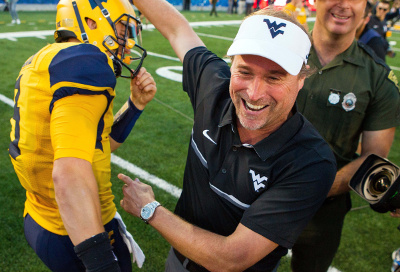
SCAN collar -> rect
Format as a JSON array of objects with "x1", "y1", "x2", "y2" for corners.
[
  {"x1": 218, "y1": 102, "x2": 303, "y2": 161},
  {"x1": 218, "y1": 102, "x2": 235, "y2": 128},
  {"x1": 309, "y1": 39, "x2": 365, "y2": 71}
]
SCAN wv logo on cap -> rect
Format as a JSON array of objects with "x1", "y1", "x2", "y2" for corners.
[{"x1": 264, "y1": 19, "x2": 286, "y2": 38}]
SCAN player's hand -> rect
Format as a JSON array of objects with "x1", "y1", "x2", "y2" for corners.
[
  {"x1": 130, "y1": 67, "x2": 156, "y2": 110},
  {"x1": 119, "y1": 173, "x2": 155, "y2": 217}
]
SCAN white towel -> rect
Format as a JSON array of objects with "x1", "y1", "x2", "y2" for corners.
[{"x1": 114, "y1": 211, "x2": 145, "y2": 268}]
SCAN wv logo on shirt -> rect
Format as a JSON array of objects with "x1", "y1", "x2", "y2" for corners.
[
  {"x1": 249, "y1": 169, "x2": 268, "y2": 192},
  {"x1": 264, "y1": 19, "x2": 286, "y2": 38}
]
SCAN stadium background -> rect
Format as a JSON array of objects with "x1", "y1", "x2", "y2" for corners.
[
  {"x1": 0, "y1": 3, "x2": 399, "y2": 272},
  {"x1": 6, "y1": 0, "x2": 231, "y2": 8}
]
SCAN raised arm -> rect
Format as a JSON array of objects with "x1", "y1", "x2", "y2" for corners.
[{"x1": 134, "y1": 0, "x2": 205, "y2": 62}]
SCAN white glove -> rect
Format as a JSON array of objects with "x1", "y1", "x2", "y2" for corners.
[{"x1": 114, "y1": 211, "x2": 145, "y2": 268}]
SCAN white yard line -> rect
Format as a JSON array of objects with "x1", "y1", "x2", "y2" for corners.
[{"x1": 111, "y1": 154, "x2": 182, "y2": 198}]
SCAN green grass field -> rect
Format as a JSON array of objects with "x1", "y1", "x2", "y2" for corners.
[{"x1": 0, "y1": 9, "x2": 399, "y2": 272}]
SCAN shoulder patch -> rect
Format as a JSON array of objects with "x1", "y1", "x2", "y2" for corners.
[{"x1": 388, "y1": 70, "x2": 400, "y2": 90}]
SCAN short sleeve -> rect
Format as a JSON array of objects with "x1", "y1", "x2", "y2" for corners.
[
  {"x1": 51, "y1": 94, "x2": 108, "y2": 163},
  {"x1": 182, "y1": 47, "x2": 231, "y2": 112},
  {"x1": 363, "y1": 70, "x2": 400, "y2": 131}
]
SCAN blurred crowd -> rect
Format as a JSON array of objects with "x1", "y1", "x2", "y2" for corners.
[
  {"x1": 358, "y1": 0, "x2": 400, "y2": 62},
  {"x1": 241, "y1": 0, "x2": 400, "y2": 62}
]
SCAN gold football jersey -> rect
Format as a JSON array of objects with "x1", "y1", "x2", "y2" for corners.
[
  {"x1": 9, "y1": 42, "x2": 117, "y2": 235},
  {"x1": 283, "y1": 3, "x2": 307, "y2": 25}
]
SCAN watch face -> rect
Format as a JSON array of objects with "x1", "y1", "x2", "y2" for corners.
[{"x1": 141, "y1": 206, "x2": 152, "y2": 220}]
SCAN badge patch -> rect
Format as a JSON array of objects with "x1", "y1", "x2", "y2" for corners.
[
  {"x1": 388, "y1": 70, "x2": 399, "y2": 90},
  {"x1": 342, "y1": 92, "x2": 357, "y2": 112},
  {"x1": 328, "y1": 93, "x2": 340, "y2": 105},
  {"x1": 328, "y1": 89, "x2": 341, "y2": 105}
]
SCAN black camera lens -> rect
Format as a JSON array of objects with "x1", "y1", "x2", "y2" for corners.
[
  {"x1": 350, "y1": 154, "x2": 400, "y2": 213},
  {"x1": 369, "y1": 170, "x2": 392, "y2": 195}
]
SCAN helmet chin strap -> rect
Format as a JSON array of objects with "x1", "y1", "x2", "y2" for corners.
[
  {"x1": 111, "y1": 56, "x2": 123, "y2": 78},
  {"x1": 81, "y1": 0, "x2": 147, "y2": 79}
]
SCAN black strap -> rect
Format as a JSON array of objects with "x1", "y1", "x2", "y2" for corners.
[
  {"x1": 74, "y1": 232, "x2": 121, "y2": 272},
  {"x1": 72, "y1": 0, "x2": 88, "y2": 43},
  {"x1": 173, "y1": 248, "x2": 209, "y2": 272},
  {"x1": 92, "y1": 0, "x2": 114, "y2": 27}
]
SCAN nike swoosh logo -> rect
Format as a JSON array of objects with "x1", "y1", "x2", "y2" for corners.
[{"x1": 203, "y1": 130, "x2": 217, "y2": 145}]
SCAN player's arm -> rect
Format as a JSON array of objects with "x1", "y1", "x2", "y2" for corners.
[
  {"x1": 328, "y1": 128, "x2": 396, "y2": 197},
  {"x1": 119, "y1": 174, "x2": 278, "y2": 272},
  {"x1": 110, "y1": 67, "x2": 156, "y2": 151},
  {"x1": 51, "y1": 94, "x2": 120, "y2": 271},
  {"x1": 133, "y1": 0, "x2": 205, "y2": 62},
  {"x1": 53, "y1": 158, "x2": 104, "y2": 243}
]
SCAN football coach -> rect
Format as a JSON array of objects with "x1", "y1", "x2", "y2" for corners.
[{"x1": 119, "y1": 1, "x2": 337, "y2": 271}]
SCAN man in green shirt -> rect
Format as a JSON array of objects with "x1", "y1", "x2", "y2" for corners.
[{"x1": 291, "y1": 0, "x2": 400, "y2": 271}]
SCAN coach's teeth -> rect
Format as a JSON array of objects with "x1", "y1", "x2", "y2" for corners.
[
  {"x1": 246, "y1": 101, "x2": 267, "y2": 111},
  {"x1": 333, "y1": 14, "x2": 349, "y2": 20}
]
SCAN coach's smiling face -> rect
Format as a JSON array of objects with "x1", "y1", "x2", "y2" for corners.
[{"x1": 229, "y1": 54, "x2": 305, "y2": 144}]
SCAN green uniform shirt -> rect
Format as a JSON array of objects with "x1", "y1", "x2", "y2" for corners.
[{"x1": 297, "y1": 40, "x2": 400, "y2": 170}]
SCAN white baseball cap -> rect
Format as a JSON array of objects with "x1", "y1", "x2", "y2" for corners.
[{"x1": 227, "y1": 15, "x2": 311, "y2": 75}]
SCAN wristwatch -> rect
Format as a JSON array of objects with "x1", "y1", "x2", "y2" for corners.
[{"x1": 140, "y1": 201, "x2": 161, "y2": 224}]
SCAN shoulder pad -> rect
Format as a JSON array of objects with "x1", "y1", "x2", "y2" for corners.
[{"x1": 50, "y1": 44, "x2": 116, "y2": 89}]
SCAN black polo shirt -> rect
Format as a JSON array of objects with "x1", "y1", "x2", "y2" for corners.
[{"x1": 175, "y1": 47, "x2": 336, "y2": 271}]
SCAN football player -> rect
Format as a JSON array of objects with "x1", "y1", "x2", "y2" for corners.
[{"x1": 9, "y1": 0, "x2": 156, "y2": 271}]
